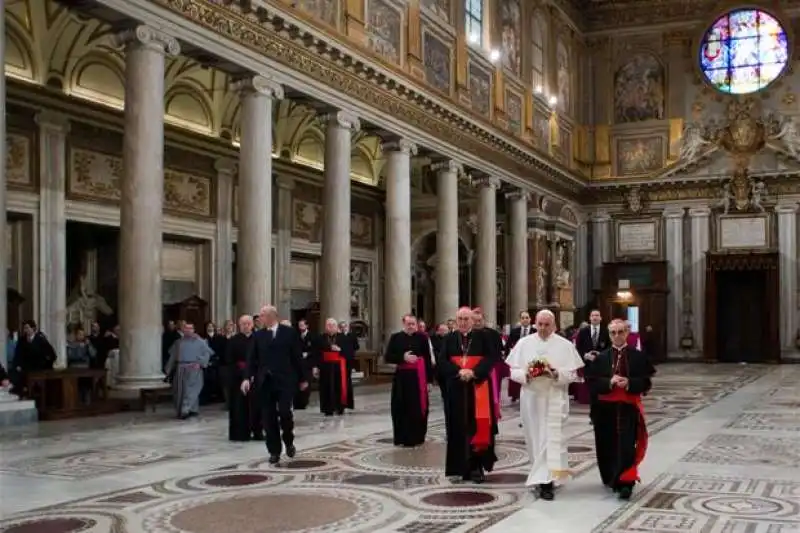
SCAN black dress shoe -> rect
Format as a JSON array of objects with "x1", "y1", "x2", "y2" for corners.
[
  {"x1": 268, "y1": 455, "x2": 280, "y2": 464},
  {"x1": 471, "y1": 470, "x2": 485, "y2": 484},
  {"x1": 618, "y1": 486, "x2": 633, "y2": 500},
  {"x1": 286, "y1": 444, "x2": 296, "y2": 458},
  {"x1": 539, "y1": 482, "x2": 554, "y2": 501}
]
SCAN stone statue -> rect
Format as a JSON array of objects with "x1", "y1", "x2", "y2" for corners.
[
  {"x1": 535, "y1": 261, "x2": 547, "y2": 303},
  {"x1": 678, "y1": 122, "x2": 711, "y2": 162},
  {"x1": 774, "y1": 117, "x2": 800, "y2": 158},
  {"x1": 66, "y1": 276, "x2": 113, "y2": 331},
  {"x1": 717, "y1": 182, "x2": 732, "y2": 214},
  {"x1": 554, "y1": 246, "x2": 571, "y2": 289},
  {"x1": 625, "y1": 186, "x2": 643, "y2": 214},
  {"x1": 750, "y1": 180, "x2": 766, "y2": 212}
]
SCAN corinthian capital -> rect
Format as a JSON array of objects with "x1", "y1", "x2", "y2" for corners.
[
  {"x1": 382, "y1": 138, "x2": 418, "y2": 156},
  {"x1": 115, "y1": 25, "x2": 180, "y2": 56},
  {"x1": 231, "y1": 75, "x2": 284, "y2": 99},
  {"x1": 323, "y1": 110, "x2": 361, "y2": 131}
]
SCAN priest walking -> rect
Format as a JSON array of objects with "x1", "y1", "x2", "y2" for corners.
[
  {"x1": 312, "y1": 318, "x2": 355, "y2": 416},
  {"x1": 438, "y1": 307, "x2": 500, "y2": 483},
  {"x1": 384, "y1": 314, "x2": 433, "y2": 447},
  {"x1": 506, "y1": 310, "x2": 583, "y2": 500},
  {"x1": 586, "y1": 319, "x2": 654, "y2": 500},
  {"x1": 165, "y1": 322, "x2": 215, "y2": 420}
]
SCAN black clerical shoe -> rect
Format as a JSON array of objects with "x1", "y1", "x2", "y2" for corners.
[
  {"x1": 618, "y1": 486, "x2": 633, "y2": 500},
  {"x1": 286, "y1": 444, "x2": 296, "y2": 458},
  {"x1": 538, "y1": 483, "x2": 555, "y2": 501},
  {"x1": 470, "y1": 469, "x2": 485, "y2": 484},
  {"x1": 268, "y1": 455, "x2": 280, "y2": 465}
]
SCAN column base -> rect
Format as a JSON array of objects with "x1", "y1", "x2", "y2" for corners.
[
  {"x1": 111, "y1": 375, "x2": 168, "y2": 398},
  {"x1": 0, "y1": 393, "x2": 38, "y2": 427},
  {"x1": 781, "y1": 349, "x2": 800, "y2": 363}
]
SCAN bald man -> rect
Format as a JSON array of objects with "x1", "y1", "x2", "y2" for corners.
[
  {"x1": 438, "y1": 306, "x2": 501, "y2": 483},
  {"x1": 241, "y1": 306, "x2": 308, "y2": 464},
  {"x1": 311, "y1": 318, "x2": 355, "y2": 416},
  {"x1": 226, "y1": 315, "x2": 261, "y2": 441}
]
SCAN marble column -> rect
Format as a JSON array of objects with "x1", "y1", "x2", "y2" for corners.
[
  {"x1": 213, "y1": 157, "x2": 236, "y2": 323},
  {"x1": 383, "y1": 139, "x2": 416, "y2": 337},
  {"x1": 275, "y1": 175, "x2": 295, "y2": 320},
  {"x1": 574, "y1": 220, "x2": 589, "y2": 308},
  {"x1": 232, "y1": 75, "x2": 283, "y2": 315},
  {"x1": 36, "y1": 111, "x2": 70, "y2": 367},
  {"x1": 663, "y1": 207, "x2": 685, "y2": 353},
  {"x1": 115, "y1": 26, "x2": 180, "y2": 389},
  {"x1": 590, "y1": 212, "x2": 611, "y2": 291},
  {"x1": 776, "y1": 203, "x2": 798, "y2": 350},
  {"x1": 689, "y1": 206, "x2": 711, "y2": 352},
  {"x1": 506, "y1": 189, "x2": 529, "y2": 317},
  {"x1": 320, "y1": 111, "x2": 360, "y2": 325},
  {"x1": 0, "y1": 5, "x2": 6, "y2": 366},
  {"x1": 475, "y1": 176, "x2": 500, "y2": 326},
  {"x1": 433, "y1": 160, "x2": 461, "y2": 325},
  {"x1": 549, "y1": 235, "x2": 561, "y2": 305}
]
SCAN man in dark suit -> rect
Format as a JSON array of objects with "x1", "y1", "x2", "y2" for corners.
[
  {"x1": 506, "y1": 310, "x2": 535, "y2": 403},
  {"x1": 241, "y1": 306, "x2": 309, "y2": 465},
  {"x1": 574, "y1": 309, "x2": 611, "y2": 417},
  {"x1": 294, "y1": 319, "x2": 316, "y2": 409}
]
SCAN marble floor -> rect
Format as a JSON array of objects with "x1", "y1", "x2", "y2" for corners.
[{"x1": 0, "y1": 363, "x2": 797, "y2": 533}]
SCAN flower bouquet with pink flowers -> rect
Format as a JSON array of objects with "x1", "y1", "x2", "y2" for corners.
[{"x1": 527, "y1": 358, "x2": 550, "y2": 379}]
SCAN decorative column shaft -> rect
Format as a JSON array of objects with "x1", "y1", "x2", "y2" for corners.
[
  {"x1": 475, "y1": 176, "x2": 500, "y2": 326},
  {"x1": 590, "y1": 212, "x2": 611, "y2": 292},
  {"x1": 213, "y1": 158, "x2": 236, "y2": 323},
  {"x1": 36, "y1": 111, "x2": 70, "y2": 367},
  {"x1": 574, "y1": 220, "x2": 589, "y2": 308},
  {"x1": 507, "y1": 189, "x2": 529, "y2": 317},
  {"x1": 233, "y1": 75, "x2": 282, "y2": 315},
  {"x1": 549, "y1": 235, "x2": 560, "y2": 305},
  {"x1": 275, "y1": 176, "x2": 295, "y2": 320},
  {"x1": 434, "y1": 161, "x2": 461, "y2": 325},
  {"x1": 689, "y1": 206, "x2": 711, "y2": 352},
  {"x1": 115, "y1": 27, "x2": 180, "y2": 389},
  {"x1": 0, "y1": 5, "x2": 7, "y2": 366},
  {"x1": 320, "y1": 111, "x2": 360, "y2": 326},
  {"x1": 663, "y1": 207, "x2": 685, "y2": 353},
  {"x1": 383, "y1": 139, "x2": 416, "y2": 337},
  {"x1": 777, "y1": 203, "x2": 798, "y2": 349}
]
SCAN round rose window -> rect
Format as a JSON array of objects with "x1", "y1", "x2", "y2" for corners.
[{"x1": 699, "y1": 8, "x2": 789, "y2": 94}]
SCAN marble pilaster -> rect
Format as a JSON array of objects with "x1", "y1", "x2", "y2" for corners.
[
  {"x1": 275, "y1": 176, "x2": 295, "y2": 320},
  {"x1": 590, "y1": 212, "x2": 611, "y2": 291},
  {"x1": 0, "y1": 5, "x2": 6, "y2": 366},
  {"x1": 574, "y1": 220, "x2": 589, "y2": 309},
  {"x1": 232, "y1": 75, "x2": 283, "y2": 316},
  {"x1": 506, "y1": 189, "x2": 529, "y2": 317},
  {"x1": 115, "y1": 27, "x2": 179, "y2": 389},
  {"x1": 320, "y1": 111, "x2": 360, "y2": 326},
  {"x1": 383, "y1": 139, "x2": 416, "y2": 337},
  {"x1": 213, "y1": 158, "x2": 236, "y2": 323},
  {"x1": 36, "y1": 111, "x2": 70, "y2": 368},
  {"x1": 776, "y1": 203, "x2": 798, "y2": 350},
  {"x1": 433, "y1": 160, "x2": 461, "y2": 325},
  {"x1": 689, "y1": 206, "x2": 711, "y2": 352},
  {"x1": 663, "y1": 207, "x2": 685, "y2": 353},
  {"x1": 475, "y1": 176, "x2": 500, "y2": 326},
  {"x1": 548, "y1": 235, "x2": 560, "y2": 305}
]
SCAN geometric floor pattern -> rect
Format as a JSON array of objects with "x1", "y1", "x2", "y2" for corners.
[{"x1": 0, "y1": 363, "x2": 794, "y2": 533}]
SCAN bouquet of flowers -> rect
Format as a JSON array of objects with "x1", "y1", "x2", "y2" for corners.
[{"x1": 527, "y1": 358, "x2": 550, "y2": 379}]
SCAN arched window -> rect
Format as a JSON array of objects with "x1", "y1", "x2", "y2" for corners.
[
  {"x1": 699, "y1": 8, "x2": 789, "y2": 94},
  {"x1": 465, "y1": 0, "x2": 483, "y2": 47},
  {"x1": 531, "y1": 11, "x2": 546, "y2": 90}
]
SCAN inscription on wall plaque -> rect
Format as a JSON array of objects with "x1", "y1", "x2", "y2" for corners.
[
  {"x1": 719, "y1": 216, "x2": 768, "y2": 249},
  {"x1": 616, "y1": 221, "x2": 658, "y2": 256}
]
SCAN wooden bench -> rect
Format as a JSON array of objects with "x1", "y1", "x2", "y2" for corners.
[
  {"x1": 353, "y1": 351, "x2": 378, "y2": 381},
  {"x1": 27, "y1": 368, "x2": 115, "y2": 420},
  {"x1": 140, "y1": 385, "x2": 172, "y2": 413}
]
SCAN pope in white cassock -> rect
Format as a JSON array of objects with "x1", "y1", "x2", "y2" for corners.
[{"x1": 506, "y1": 309, "x2": 584, "y2": 500}]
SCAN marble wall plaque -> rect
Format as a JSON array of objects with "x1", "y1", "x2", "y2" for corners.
[
  {"x1": 469, "y1": 61, "x2": 491, "y2": 117},
  {"x1": 290, "y1": 260, "x2": 316, "y2": 290},
  {"x1": 423, "y1": 30, "x2": 452, "y2": 94},
  {"x1": 7, "y1": 133, "x2": 32, "y2": 187},
  {"x1": 162, "y1": 243, "x2": 197, "y2": 282},
  {"x1": 615, "y1": 220, "x2": 659, "y2": 257},
  {"x1": 366, "y1": 0, "x2": 402, "y2": 64},
  {"x1": 718, "y1": 216, "x2": 768, "y2": 250}
]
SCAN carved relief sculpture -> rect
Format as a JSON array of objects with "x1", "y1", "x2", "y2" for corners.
[
  {"x1": 469, "y1": 63, "x2": 491, "y2": 117},
  {"x1": 423, "y1": 32, "x2": 452, "y2": 94},
  {"x1": 613, "y1": 53, "x2": 665, "y2": 123},
  {"x1": 499, "y1": 0, "x2": 521, "y2": 76},
  {"x1": 296, "y1": 0, "x2": 340, "y2": 27},
  {"x1": 366, "y1": 0, "x2": 401, "y2": 64},
  {"x1": 626, "y1": 186, "x2": 643, "y2": 214},
  {"x1": 556, "y1": 39, "x2": 570, "y2": 113},
  {"x1": 6, "y1": 135, "x2": 31, "y2": 186},
  {"x1": 677, "y1": 122, "x2": 712, "y2": 162}
]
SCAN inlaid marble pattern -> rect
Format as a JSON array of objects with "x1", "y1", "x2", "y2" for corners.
[{"x1": 0, "y1": 365, "x2": 775, "y2": 533}]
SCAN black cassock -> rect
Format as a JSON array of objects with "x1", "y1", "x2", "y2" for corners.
[
  {"x1": 312, "y1": 333, "x2": 355, "y2": 415},
  {"x1": 294, "y1": 331, "x2": 316, "y2": 410},
  {"x1": 586, "y1": 346, "x2": 655, "y2": 489},
  {"x1": 438, "y1": 329, "x2": 500, "y2": 479},
  {"x1": 225, "y1": 333, "x2": 262, "y2": 441},
  {"x1": 384, "y1": 331, "x2": 433, "y2": 447}
]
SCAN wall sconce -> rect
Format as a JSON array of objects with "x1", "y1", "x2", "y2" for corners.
[
  {"x1": 489, "y1": 49, "x2": 501, "y2": 63},
  {"x1": 548, "y1": 95, "x2": 558, "y2": 107}
]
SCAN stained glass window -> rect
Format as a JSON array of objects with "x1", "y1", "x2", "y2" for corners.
[{"x1": 699, "y1": 8, "x2": 789, "y2": 94}]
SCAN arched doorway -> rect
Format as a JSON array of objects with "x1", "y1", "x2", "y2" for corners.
[{"x1": 411, "y1": 232, "x2": 472, "y2": 323}]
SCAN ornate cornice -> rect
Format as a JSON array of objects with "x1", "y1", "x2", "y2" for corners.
[{"x1": 140, "y1": 0, "x2": 584, "y2": 199}]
